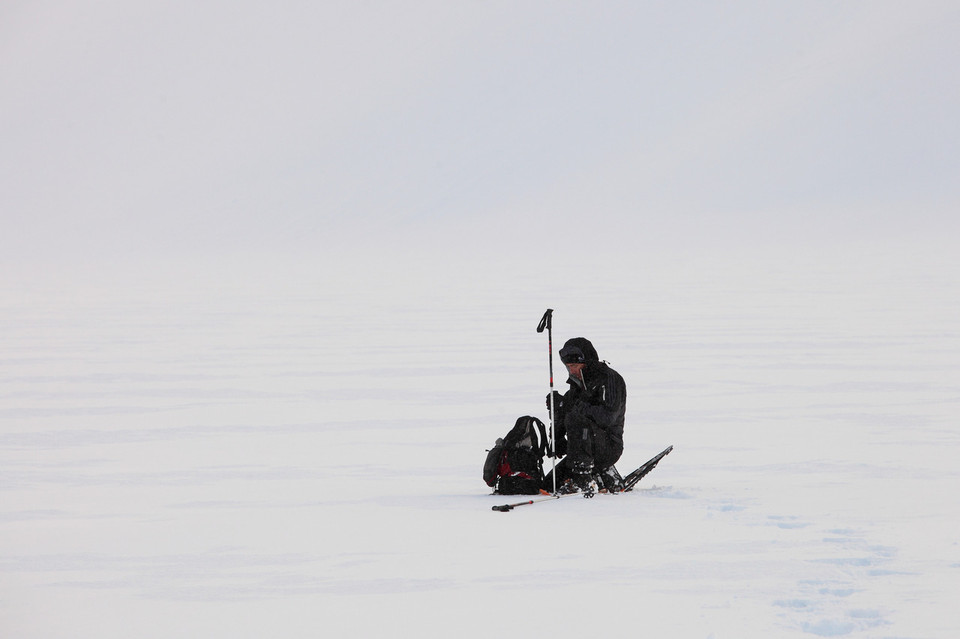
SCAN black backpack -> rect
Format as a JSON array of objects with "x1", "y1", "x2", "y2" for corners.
[{"x1": 483, "y1": 416, "x2": 550, "y2": 495}]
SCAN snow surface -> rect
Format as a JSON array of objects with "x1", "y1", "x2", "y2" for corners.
[
  {"x1": 2, "y1": 2, "x2": 960, "y2": 637},
  {"x1": 2, "y1": 249, "x2": 958, "y2": 638}
]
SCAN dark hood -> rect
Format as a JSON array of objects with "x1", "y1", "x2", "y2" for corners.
[{"x1": 559, "y1": 337, "x2": 599, "y2": 364}]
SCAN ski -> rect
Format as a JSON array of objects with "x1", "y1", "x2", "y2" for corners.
[{"x1": 621, "y1": 445, "x2": 673, "y2": 491}]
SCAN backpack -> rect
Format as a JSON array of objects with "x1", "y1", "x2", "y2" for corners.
[{"x1": 483, "y1": 415, "x2": 550, "y2": 495}]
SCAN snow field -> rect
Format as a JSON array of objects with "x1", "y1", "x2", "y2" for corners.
[{"x1": 2, "y1": 249, "x2": 957, "y2": 638}]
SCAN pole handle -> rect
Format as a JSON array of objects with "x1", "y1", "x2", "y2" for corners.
[{"x1": 537, "y1": 309, "x2": 553, "y2": 333}]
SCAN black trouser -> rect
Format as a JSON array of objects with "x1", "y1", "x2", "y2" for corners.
[
  {"x1": 566, "y1": 413, "x2": 621, "y2": 467},
  {"x1": 545, "y1": 417, "x2": 622, "y2": 486}
]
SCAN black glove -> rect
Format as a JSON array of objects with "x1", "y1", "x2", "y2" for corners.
[{"x1": 545, "y1": 391, "x2": 563, "y2": 415}]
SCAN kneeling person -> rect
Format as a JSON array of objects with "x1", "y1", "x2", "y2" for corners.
[{"x1": 546, "y1": 337, "x2": 627, "y2": 493}]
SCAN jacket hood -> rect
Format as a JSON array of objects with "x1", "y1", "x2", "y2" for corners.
[{"x1": 559, "y1": 337, "x2": 599, "y2": 364}]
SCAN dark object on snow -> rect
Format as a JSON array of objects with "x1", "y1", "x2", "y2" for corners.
[
  {"x1": 483, "y1": 416, "x2": 549, "y2": 495},
  {"x1": 549, "y1": 337, "x2": 626, "y2": 472},
  {"x1": 622, "y1": 445, "x2": 673, "y2": 491},
  {"x1": 491, "y1": 445, "x2": 674, "y2": 512}
]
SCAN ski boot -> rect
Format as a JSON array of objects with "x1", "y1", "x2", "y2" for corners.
[
  {"x1": 571, "y1": 460, "x2": 598, "y2": 498},
  {"x1": 597, "y1": 464, "x2": 625, "y2": 494},
  {"x1": 558, "y1": 476, "x2": 599, "y2": 497}
]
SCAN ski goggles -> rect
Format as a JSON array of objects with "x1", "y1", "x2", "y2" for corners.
[{"x1": 559, "y1": 345, "x2": 585, "y2": 364}]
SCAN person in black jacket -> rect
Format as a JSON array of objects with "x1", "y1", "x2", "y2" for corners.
[{"x1": 545, "y1": 337, "x2": 627, "y2": 493}]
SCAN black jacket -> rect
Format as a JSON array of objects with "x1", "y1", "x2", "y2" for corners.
[{"x1": 553, "y1": 358, "x2": 626, "y2": 456}]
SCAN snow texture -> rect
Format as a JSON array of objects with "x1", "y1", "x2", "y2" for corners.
[
  {"x1": 2, "y1": 2, "x2": 959, "y2": 637},
  {"x1": 2, "y1": 251, "x2": 958, "y2": 638}
]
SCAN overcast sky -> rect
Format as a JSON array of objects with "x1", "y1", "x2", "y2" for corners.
[{"x1": 2, "y1": 1, "x2": 958, "y2": 272}]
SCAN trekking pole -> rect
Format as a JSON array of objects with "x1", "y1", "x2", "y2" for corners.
[
  {"x1": 537, "y1": 309, "x2": 557, "y2": 495},
  {"x1": 492, "y1": 494, "x2": 560, "y2": 512},
  {"x1": 492, "y1": 490, "x2": 583, "y2": 512}
]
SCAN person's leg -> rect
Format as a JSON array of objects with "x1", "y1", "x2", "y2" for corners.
[
  {"x1": 591, "y1": 429, "x2": 624, "y2": 491},
  {"x1": 542, "y1": 456, "x2": 572, "y2": 492},
  {"x1": 564, "y1": 415, "x2": 594, "y2": 472}
]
